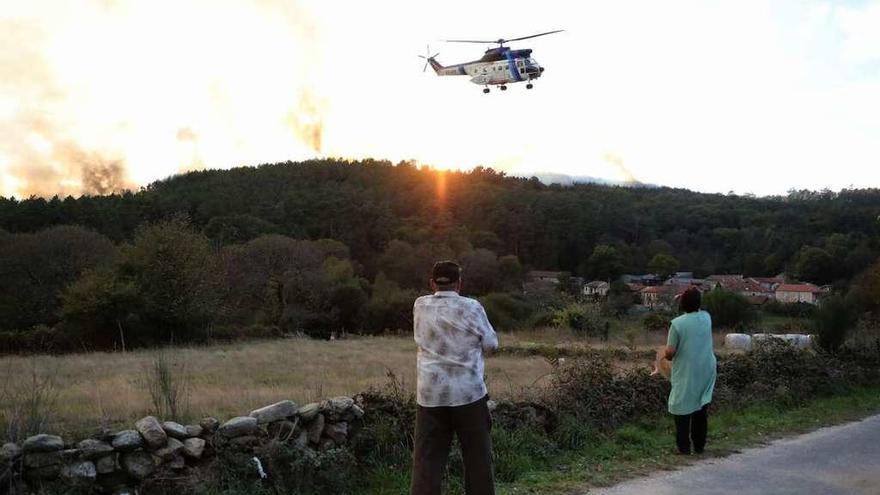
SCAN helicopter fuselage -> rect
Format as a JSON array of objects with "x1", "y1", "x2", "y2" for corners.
[{"x1": 428, "y1": 47, "x2": 544, "y2": 87}]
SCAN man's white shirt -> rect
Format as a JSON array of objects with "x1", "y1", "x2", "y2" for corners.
[{"x1": 413, "y1": 291, "x2": 499, "y2": 407}]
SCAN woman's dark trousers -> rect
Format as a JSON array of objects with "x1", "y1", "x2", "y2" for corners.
[{"x1": 673, "y1": 404, "x2": 709, "y2": 454}]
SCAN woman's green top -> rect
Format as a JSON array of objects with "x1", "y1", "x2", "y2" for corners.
[{"x1": 667, "y1": 310, "x2": 717, "y2": 415}]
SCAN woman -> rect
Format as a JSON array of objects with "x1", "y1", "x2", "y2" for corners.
[{"x1": 663, "y1": 287, "x2": 717, "y2": 455}]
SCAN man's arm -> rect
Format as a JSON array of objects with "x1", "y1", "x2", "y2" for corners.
[{"x1": 473, "y1": 303, "x2": 498, "y2": 353}]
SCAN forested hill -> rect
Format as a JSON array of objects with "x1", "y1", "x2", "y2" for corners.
[{"x1": 1, "y1": 158, "x2": 879, "y2": 283}]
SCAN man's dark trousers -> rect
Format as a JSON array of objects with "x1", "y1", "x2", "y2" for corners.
[{"x1": 411, "y1": 395, "x2": 494, "y2": 495}]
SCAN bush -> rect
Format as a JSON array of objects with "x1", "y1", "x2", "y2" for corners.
[
  {"x1": 479, "y1": 292, "x2": 534, "y2": 331},
  {"x1": 763, "y1": 300, "x2": 817, "y2": 318},
  {"x1": 813, "y1": 294, "x2": 858, "y2": 353},
  {"x1": 642, "y1": 312, "x2": 672, "y2": 332},
  {"x1": 552, "y1": 304, "x2": 605, "y2": 337},
  {"x1": 703, "y1": 288, "x2": 758, "y2": 329}
]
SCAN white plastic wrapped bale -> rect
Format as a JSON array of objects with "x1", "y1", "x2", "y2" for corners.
[
  {"x1": 784, "y1": 334, "x2": 812, "y2": 349},
  {"x1": 724, "y1": 333, "x2": 752, "y2": 351}
]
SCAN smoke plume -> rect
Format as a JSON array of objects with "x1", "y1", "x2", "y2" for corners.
[
  {"x1": 0, "y1": 1, "x2": 326, "y2": 198},
  {"x1": 603, "y1": 153, "x2": 641, "y2": 184}
]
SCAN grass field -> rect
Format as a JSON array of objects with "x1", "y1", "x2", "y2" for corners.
[
  {"x1": 1, "y1": 334, "x2": 563, "y2": 437},
  {"x1": 0, "y1": 321, "x2": 759, "y2": 439}
]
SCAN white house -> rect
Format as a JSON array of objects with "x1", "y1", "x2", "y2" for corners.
[
  {"x1": 775, "y1": 284, "x2": 823, "y2": 304},
  {"x1": 583, "y1": 281, "x2": 610, "y2": 298}
]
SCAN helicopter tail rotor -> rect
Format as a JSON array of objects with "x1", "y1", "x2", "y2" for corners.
[{"x1": 418, "y1": 44, "x2": 440, "y2": 73}]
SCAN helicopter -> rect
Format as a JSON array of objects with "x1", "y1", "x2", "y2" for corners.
[{"x1": 420, "y1": 30, "x2": 563, "y2": 93}]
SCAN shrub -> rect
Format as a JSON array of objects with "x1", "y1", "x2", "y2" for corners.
[
  {"x1": 813, "y1": 294, "x2": 858, "y2": 353},
  {"x1": 703, "y1": 288, "x2": 758, "y2": 329},
  {"x1": 143, "y1": 353, "x2": 190, "y2": 421},
  {"x1": 479, "y1": 292, "x2": 534, "y2": 331},
  {"x1": 552, "y1": 304, "x2": 604, "y2": 337},
  {"x1": 762, "y1": 300, "x2": 816, "y2": 318},
  {"x1": 642, "y1": 312, "x2": 672, "y2": 332}
]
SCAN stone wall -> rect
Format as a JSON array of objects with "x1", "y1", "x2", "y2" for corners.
[{"x1": 1, "y1": 396, "x2": 365, "y2": 494}]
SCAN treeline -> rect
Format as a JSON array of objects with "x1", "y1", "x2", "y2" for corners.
[
  {"x1": 2, "y1": 159, "x2": 879, "y2": 283},
  {"x1": 1, "y1": 159, "x2": 879, "y2": 350}
]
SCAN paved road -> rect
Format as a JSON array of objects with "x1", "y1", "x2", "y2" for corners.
[{"x1": 586, "y1": 414, "x2": 880, "y2": 495}]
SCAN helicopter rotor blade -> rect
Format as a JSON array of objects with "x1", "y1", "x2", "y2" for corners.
[
  {"x1": 444, "y1": 39, "x2": 497, "y2": 44},
  {"x1": 502, "y1": 30, "x2": 565, "y2": 43},
  {"x1": 445, "y1": 30, "x2": 564, "y2": 45}
]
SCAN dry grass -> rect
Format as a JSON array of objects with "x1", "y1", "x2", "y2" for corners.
[{"x1": 0, "y1": 335, "x2": 553, "y2": 437}]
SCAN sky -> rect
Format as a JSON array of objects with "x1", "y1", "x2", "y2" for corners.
[{"x1": 1, "y1": 0, "x2": 879, "y2": 198}]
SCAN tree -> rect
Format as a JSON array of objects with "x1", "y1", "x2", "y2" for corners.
[
  {"x1": 119, "y1": 217, "x2": 220, "y2": 342},
  {"x1": 459, "y1": 248, "x2": 499, "y2": 295},
  {"x1": 606, "y1": 280, "x2": 635, "y2": 316},
  {"x1": 586, "y1": 244, "x2": 624, "y2": 281},
  {"x1": 59, "y1": 268, "x2": 138, "y2": 349},
  {"x1": 813, "y1": 294, "x2": 857, "y2": 353},
  {"x1": 497, "y1": 255, "x2": 524, "y2": 292},
  {"x1": 702, "y1": 288, "x2": 757, "y2": 329},
  {"x1": 648, "y1": 253, "x2": 679, "y2": 279},
  {"x1": 0, "y1": 225, "x2": 117, "y2": 331},
  {"x1": 795, "y1": 246, "x2": 836, "y2": 285}
]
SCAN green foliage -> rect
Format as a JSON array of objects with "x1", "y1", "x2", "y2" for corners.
[
  {"x1": 647, "y1": 253, "x2": 679, "y2": 278},
  {"x1": 605, "y1": 280, "x2": 635, "y2": 316},
  {"x1": 362, "y1": 273, "x2": 417, "y2": 334},
  {"x1": 642, "y1": 312, "x2": 672, "y2": 332},
  {"x1": 762, "y1": 299, "x2": 816, "y2": 318},
  {"x1": 702, "y1": 288, "x2": 758, "y2": 329},
  {"x1": 497, "y1": 255, "x2": 524, "y2": 292},
  {"x1": 795, "y1": 246, "x2": 836, "y2": 285},
  {"x1": 586, "y1": 244, "x2": 624, "y2": 281},
  {"x1": 552, "y1": 303, "x2": 605, "y2": 336},
  {"x1": 144, "y1": 353, "x2": 190, "y2": 421},
  {"x1": 0, "y1": 225, "x2": 117, "y2": 332},
  {"x1": 813, "y1": 294, "x2": 858, "y2": 353},
  {"x1": 478, "y1": 292, "x2": 534, "y2": 331},
  {"x1": 203, "y1": 214, "x2": 279, "y2": 245},
  {"x1": 120, "y1": 217, "x2": 220, "y2": 343}
]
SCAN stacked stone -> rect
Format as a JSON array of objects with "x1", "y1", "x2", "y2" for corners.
[
  {"x1": 6, "y1": 395, "x2": 364, "y2": 492},
  {"x1": 10, "y1": 416, "x2": 212, "y2": 493}
]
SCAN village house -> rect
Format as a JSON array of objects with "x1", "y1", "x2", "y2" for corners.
[
  {"x1": 775, "y1": 283, "x2": 824, "y2": 304},
  {"x1": 583, "y1": 280, "x2": 610, "y2": 298},
  {"x1": 640, "y1": 284, "x2": 694, "y2": 309}
]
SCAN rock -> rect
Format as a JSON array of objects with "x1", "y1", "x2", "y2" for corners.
[
  {"x1": 318, "y1": 438, "x2": 336, "y2": 451},
  {"x1": 162, "y1": 421, "x2": 188, "y2": 439},
  {"x1": 24, "y1": 451, "x2": 62, "y2": 469},
  {"x1": 199, "y1": 417, "x2": 220, "y2": 433},
  {"x1": 135, "y1": 416, "x2": 168, "y2": 449},
  {"x1": 307, "y1": 414, "x2": 325, "y2": 444},
  {"x1": 347, "y1": 404, "x2": 365, "y2": 420},
  {"x1": 61, "y1": 460, "x2": 97, "y2": 483},
  {"x1": 112, "y1": 488, "x2": 137, "y2": 495},
  {"x1": 298, "y1": 402, "x2": 321, "y2": 421},
  {"x1": 153, "y1": 437, "x2": 184, "y2": 462},
  {"x1": 168, "y1": 454, "x2": 186, "y2": 470},
  {"x1": 324, "y1": 422, "x2": 349, "y2": 444},
  {"x1": 321, "y1": 397, "x2": 354, "y2": 420},
  {"x1": 182, "y1": 438, "x2": 205, "y2": 459},
  {"x1": 22, "y1": 434, "x2": 64, "y2": 453},
  {"x1": 267, "y1": 420, "x2": 298, "y2": 440},
  {"x1": 78, "y1": 438, "x2": 114, "y2": 460},
  {"x1": 219, "y1": 416, "x2": 260, "y2": 438},
  {"x1": 93, "y1": 427, "x2": 117, "y2": 442},
  {"x1": 25, "y1": 464, "x2": 60, "y2": 479},
  {"x1": 250, "y1": 400, "x2": 298, "y2": 424},
  {"x1": 111, "y1": 430, "x2": 143, "y2": 451},
  {"x1": 487, "y1": 400, "x2": 498, "y2": 412},
  {"x1": 185, "y1": 424, "x2": 204, "y2": 438},
  {"x1": 95, "y1": 454, "x2": 117, "y2": 474},
  {"x1": 293, "y1": 430, "x2": 308, "y2": 450},
  {"x1": 0, "y1": 443, "x2": 21, "y2": 461},
  {"x1": 121, "y1": 451, "x2": 155, "y2": 479},
  {"x1": 229, "y1": 435, "x2": 261, "y2": 449}
]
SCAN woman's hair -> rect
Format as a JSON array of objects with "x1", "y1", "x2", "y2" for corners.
[{"x1": 679, "y1": 287, "x2": 702, "y2": 313}]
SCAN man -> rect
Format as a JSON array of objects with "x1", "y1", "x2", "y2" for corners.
[{"x1": 411, "y1": 260, "x2": 499, "y2": 495}]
